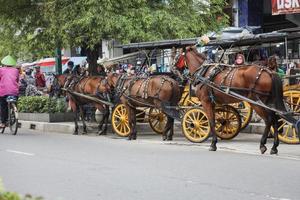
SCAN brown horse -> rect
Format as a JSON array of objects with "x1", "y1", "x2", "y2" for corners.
[
  {"x1": 175, "y1": 46, "x2": 298, "y2": 154},
  {"x1": 106, "y1": 72, "x2": 182, "y2": 140},
  {"x1": 49, "y1": 74, "x2": 111, "y2": 135}
]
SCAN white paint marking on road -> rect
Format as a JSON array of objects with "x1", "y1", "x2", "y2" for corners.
[{"x1": 6, "y1": 149, "x2": 35, "y2": 156}]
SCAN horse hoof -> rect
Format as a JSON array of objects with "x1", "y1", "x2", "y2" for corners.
[
  {"x1": 73, "y1": 132, "x2": 78, "y2": 135},
  {"x1": 260, "y1": 146, "x2": 267, "y2": 154},
  {"x1": 82, "y1": 132, "x2": 87, "y2": 135},
  {"x1": 270, "y1": 148, "x2": 278, "y2": 155},
  {"x1": 209, "y1": 146, "x2": 217, "y2": 151},
  {"x1": 98, "y1": 131, "x2": 106, "y2": 135},
  {"x1": 166, "y1": 137, "x2": 173, "y2": 141}
]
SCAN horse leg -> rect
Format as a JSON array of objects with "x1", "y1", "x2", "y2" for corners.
[
  {"x1": 202, "y1": 101, "x2": 217, "y2": 151},
  {"x1": 270, "y1": 114, "x2": 280, "y2": 155},
  {"x1": 251, "y1": 105, "x2": 272, "y2": 154},
  {"x1": 73, "y1": 110, "x2": 79, "y2": 135},
  {"x1": 70, "y1": 99, "x2": 79, "y2": 135},
  {"x1": 98, "y1": 106, "x2": 109, "y2": 135},
  {"x1": 127, "y1": 105, "x2": 137, "y2": 140},
  {"x1": 102, "y1": 107, "x2": 110, "y2": 135},
  {"x1": 162, "y1": 116, "x2": 171, "y2": 141},
  {"x1": 167, "y1": 117, "x2": 174, "y2": 141},
  {"x1": 79, "y1": 105, "x2": 87, "y2": 134}
]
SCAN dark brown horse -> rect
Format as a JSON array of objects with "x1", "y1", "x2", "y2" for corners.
[
  {"x1": 49, "y1": 74, "x2": 111, "y2": 135},
  {"x1": 106, "y1": 72, "x2": 182, "y2": 140},
  {"x1": 176, "y1": 46, "x2": 298, "y2": 154}
]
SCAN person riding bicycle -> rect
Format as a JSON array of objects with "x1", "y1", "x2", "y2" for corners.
[{"x1": 0, "y1": 55, "x2": 19, "y2": 128}]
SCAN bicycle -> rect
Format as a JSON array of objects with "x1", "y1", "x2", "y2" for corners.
[{"x1": 1, "y1": 96, "x2": 19, "y2": 135}]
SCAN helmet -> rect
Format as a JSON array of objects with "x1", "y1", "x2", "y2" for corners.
[{"x1": 1, "y1": 55, "x2": 17, "y2": 66}]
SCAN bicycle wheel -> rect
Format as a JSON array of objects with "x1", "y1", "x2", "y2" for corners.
[{"x1": 8, "y1": 103, "x2": 18, "y2": 135}]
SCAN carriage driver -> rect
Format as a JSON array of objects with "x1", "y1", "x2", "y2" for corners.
[{"x1": 0, "y1": 55, "x2": 19, "y2": 128}]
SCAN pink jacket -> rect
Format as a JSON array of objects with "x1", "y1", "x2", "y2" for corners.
[{"x1": 0, "y1": 67, "x2": 19, "y2": 96}]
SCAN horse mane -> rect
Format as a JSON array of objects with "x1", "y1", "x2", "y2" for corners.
[{"x1": 188, "y1": 46, "x2": 207, "y2": 61}]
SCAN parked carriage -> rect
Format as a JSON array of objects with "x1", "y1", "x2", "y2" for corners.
[
  {"x1": 50, "y1": 30, "x2": 300, "y2": 152},
  {"x1": 108, "y1": 39, "x2": 253, "y2": 141},
  {"x1": 180, "y1": 31, "x2": 300, "y2": 146}
]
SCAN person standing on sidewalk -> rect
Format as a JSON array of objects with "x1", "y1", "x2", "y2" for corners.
[
  {"x1": 0, "y1": 55, "x2": 19, "y2": 128},
  {"x1": 34, "y1": 66, "x2": 46, "y2": 88}
]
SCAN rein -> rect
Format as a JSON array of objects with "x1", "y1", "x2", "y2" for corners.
[{"x1": 180, "y1": 51, "x2": 273, "y2": 98}]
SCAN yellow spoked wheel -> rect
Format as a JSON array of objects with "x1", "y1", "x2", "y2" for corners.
[
  {"x1": 215, "y1": 105, "x2": 241, "y2": 140},
  {"x1": 182, "y1": 108, "x2": 210, "y2": 143},
  {"x1": 270, "y1": 90, "x2": 300, "y2": 144},
  {"x1": 148, "y1": 108, "x2": 167, "y2": 134},
  {"x1": 271, "y1": 118, "x2": 300, "y2": 144},
  {"x1": 111, "y1": 104, "x2": 131, "y2": 137},
  {"x1": 231, "y1": 101, "x2": 253, "y2": 130}
]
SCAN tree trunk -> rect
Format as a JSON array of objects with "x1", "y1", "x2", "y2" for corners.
[{"x1": 86, "y1": 43, "x2": 101, "y2": 76}]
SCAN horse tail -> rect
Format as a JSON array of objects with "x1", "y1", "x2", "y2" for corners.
[
  {"x1": 170, "y1": 80, "x2": 180, "y2": 105},
  {"x1": 271, "y1": 73, "x2": 296, "y2": 125}
]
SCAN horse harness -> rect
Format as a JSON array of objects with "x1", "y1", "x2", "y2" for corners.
[
  {"x1": 114, "y1": 73, "x2": 174, "y2": 107},
  {"x1": 65, "y1": 75, "x2": 109, "y2": 102},
  {"x1": 191, "y1": 64, "x2": 273, "y2": 104}
]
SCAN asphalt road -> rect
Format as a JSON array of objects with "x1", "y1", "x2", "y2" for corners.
[{"x1": 0, "y1": 130, "x2": 300, "y2": 200}]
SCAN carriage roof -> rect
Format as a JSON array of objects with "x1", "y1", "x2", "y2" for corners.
[{"x1": 117, "y1": 30, "x2": 300, "y2": 50}]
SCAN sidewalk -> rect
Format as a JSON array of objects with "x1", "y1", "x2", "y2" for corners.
[{"x1": 19, "y1": 120, "x2": 265, "y2": 135}]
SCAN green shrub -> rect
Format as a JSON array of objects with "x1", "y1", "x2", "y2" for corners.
[
  {"x1": 18, "y1": 96, "x2": 67, "y2": 113},
  {"x1": 0, "y1": 178, "x2": 43, "y2": 200}
]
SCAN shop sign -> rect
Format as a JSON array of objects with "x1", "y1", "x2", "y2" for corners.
[{"x1": 272, "y1": 0, "x2": 300, "y2": 15}]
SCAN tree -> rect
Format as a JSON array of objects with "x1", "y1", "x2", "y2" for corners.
[{"x1": 0, "y1": 0, "x2": 228, "y2": 74}]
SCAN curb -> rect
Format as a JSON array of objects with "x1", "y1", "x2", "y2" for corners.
[{"x1": 19, "y1": 120, "x2": 266, "y2": 135}]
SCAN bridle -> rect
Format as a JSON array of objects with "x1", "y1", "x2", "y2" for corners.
[{"x1": 174, "y1": 47, "x2": 206, "y2": 78}]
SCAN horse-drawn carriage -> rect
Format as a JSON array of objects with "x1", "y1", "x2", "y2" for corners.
[
  {"x1": 106, "y1": 38, "x2": 254, "y2": 142},
  {"x1": 50, "y1": 29, "x2": 300, "y2": 154},
  {"x1": 180, "y1": 31, "x2": 300, "y2": 146}
]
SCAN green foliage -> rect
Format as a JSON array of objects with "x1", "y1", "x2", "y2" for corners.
[
  {"x1": 0, "y1": 0, "x2": 228, "y2": 66},
  {"x1": 18, "y1": 96, "x2": 66, "y2": 113},
  {"x1": 0, "y1": 178, "x2": 43, "y2": 200}
]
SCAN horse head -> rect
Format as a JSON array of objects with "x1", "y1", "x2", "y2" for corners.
[
  {"x1": 174, "y1": 46, "x2": 206, "y2": 75},
  {"x1": 106, "y1": 72, "x2": 120, "y2": 89},
  {"x1": 48, "y1": 74, "x2": 67, "y2": 98}
]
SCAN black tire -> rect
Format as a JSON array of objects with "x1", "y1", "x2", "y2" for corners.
[{"x1": 8, "y1": 103, "x2": 18, "y2": 135}]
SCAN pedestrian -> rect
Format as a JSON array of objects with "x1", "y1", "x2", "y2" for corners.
[
  {"x1": 0, "y1": 55, "x2": 19, "y2": 128},
  {"x1": 63, "y1": 61, "x2": 74, "y2": 75},
  {"x1": 23, "y1": 68, "x2": 42, "y2": 96},
  {"x1": 34, "y1": 66, "x2": 46, "y2": 88},
  {"x1": 96, "y1": 64, "x2": 106, "y2": 76},
  {"x1": 24, "y1": 68, "x2": 35, "y2": 86}
]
